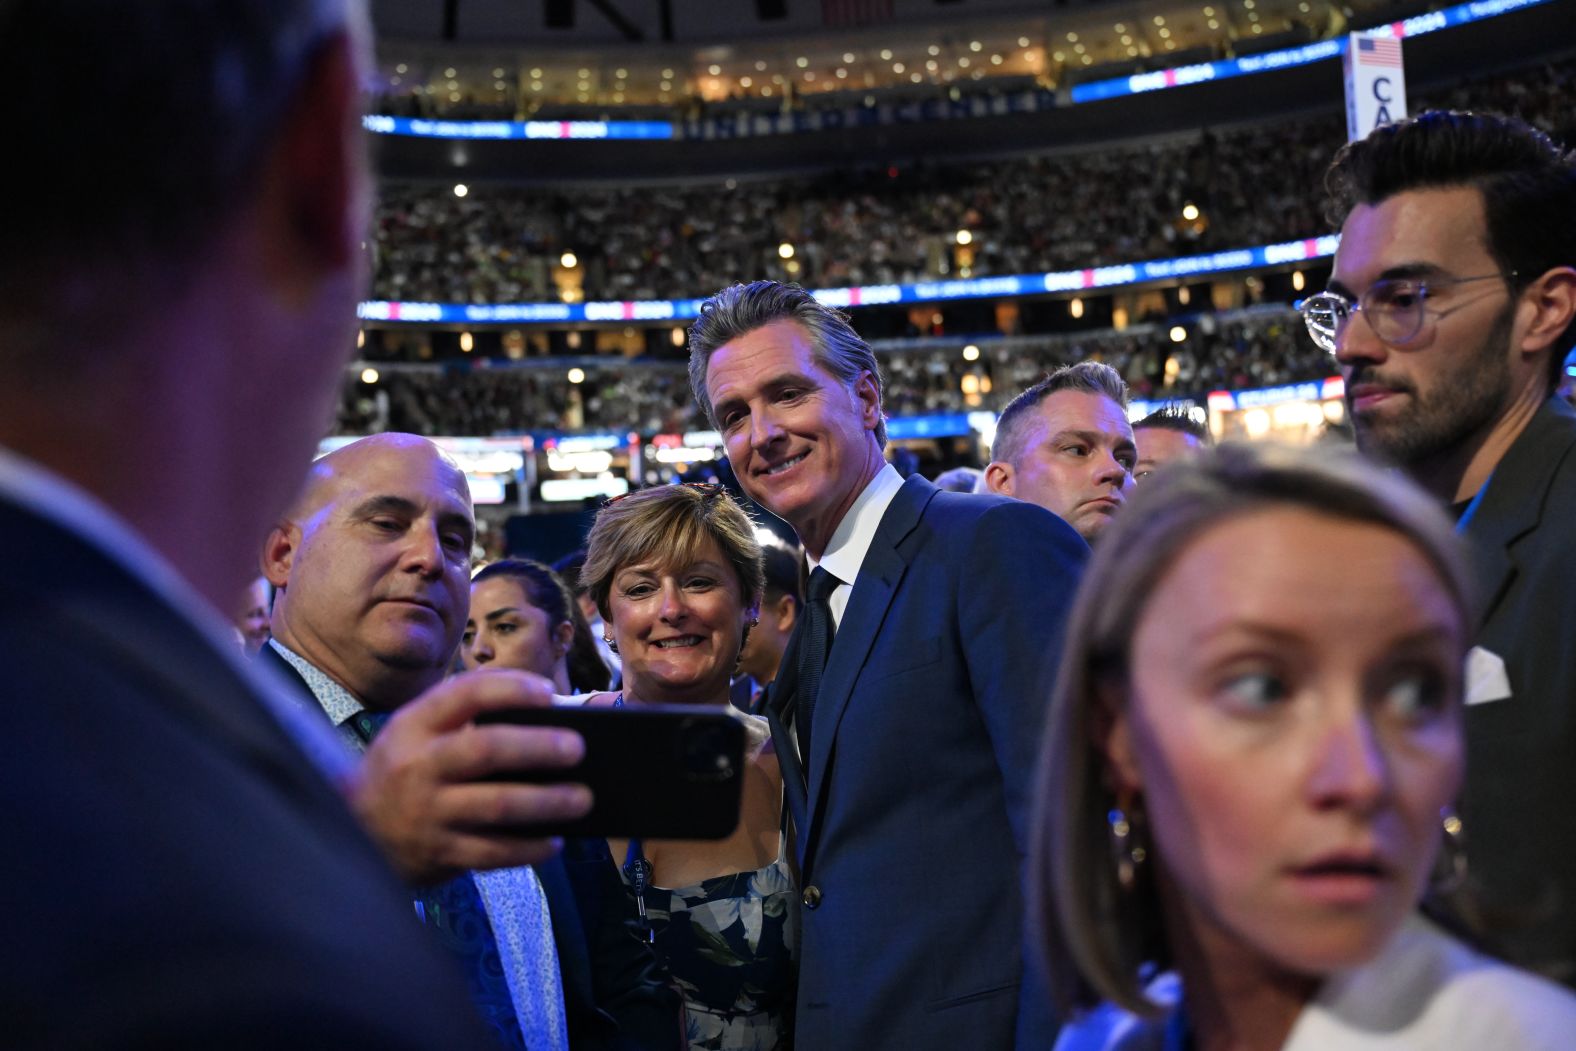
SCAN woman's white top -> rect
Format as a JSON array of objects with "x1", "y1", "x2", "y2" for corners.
[{"x1": 1054, "y1": 915, "x2": 1576, "y2": 1051}]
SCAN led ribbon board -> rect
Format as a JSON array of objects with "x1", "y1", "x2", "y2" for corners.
[
  {"x1": 359, "y1": 235, "x2": 1339, "y2": 326},
  {"x1": 1070, "y1": 0, "x2": 1553, "y2": 104},
  {"x1": 362, "y1": 116, "x2": 674, "y2": 140}
]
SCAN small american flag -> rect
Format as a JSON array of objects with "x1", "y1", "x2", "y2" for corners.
[
  {"x1": 1356, "y1": 36, "x2": 1404, "y2": 68},
  {"x1": 822, "y1": 0, "x2": 893, "y2": 28}
]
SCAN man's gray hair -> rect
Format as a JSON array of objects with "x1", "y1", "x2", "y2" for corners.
[
  {"x1": 688, "y1": 281, "x2": 888, "y2": 447},
  {"x1": 0, "y1": 0, "x2": 362, "y2": 367},
  {"x1": 991, "y1": 362, "x2": 1130, "y2": 468}
]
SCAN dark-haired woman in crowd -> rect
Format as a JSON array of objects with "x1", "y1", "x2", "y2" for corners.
[
  {"x1": 461, "y1": 558, "x2": 610, "y2": 693},
  {"x1": 1032, "y1": 443, "x2": 1576, "y2": 1051},
  {"x1": 579, "y1": 483, "x2": 797, "y2": 1051}
]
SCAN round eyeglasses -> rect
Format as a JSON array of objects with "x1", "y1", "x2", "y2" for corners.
[{"x1": 1299, "y1": 271, "x2": 1516, "y2": 353}]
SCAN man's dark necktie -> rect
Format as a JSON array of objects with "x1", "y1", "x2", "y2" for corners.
[{"x1": 794, "y1": 566, "x2": 841, "y2": 761}]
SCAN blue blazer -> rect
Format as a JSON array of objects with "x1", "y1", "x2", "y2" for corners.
[
  {"x1": 765, "y1": 474, "x2": 1090, "y2": 1049},
  {"x1": 0, "y1": 493, "x2": 499, "y2": 1048}
]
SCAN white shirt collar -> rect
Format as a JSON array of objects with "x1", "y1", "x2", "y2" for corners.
[
  {"x1": 808, "y1": 463, "x2": 905, "y2": 589},
  {"x1": 268, "y1": 638, "x2": 368, "y2": 730}
]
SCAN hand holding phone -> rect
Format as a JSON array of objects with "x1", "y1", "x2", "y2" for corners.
[{"x1": 352, "y1": 670, "x2": 593, "y2": 884}]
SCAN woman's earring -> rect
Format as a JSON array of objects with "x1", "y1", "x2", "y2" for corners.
[
  {"x1": 1434, "y1": 805, "x2": 1468, "y2": 894},
  {"x1": 1108, "y1": 805, "x2": 1147, "y2": 892},
  {"x1": 602, "y1": 634, "x2": 619, "y2": 655}
]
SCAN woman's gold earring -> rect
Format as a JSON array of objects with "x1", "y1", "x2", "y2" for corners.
[
  {"x1": 1108, "y1": 804, "x2": 1147, "y2": 892},
  {"x1": 1434, "y1": 806, "x2": 1468, "y2": 894}
]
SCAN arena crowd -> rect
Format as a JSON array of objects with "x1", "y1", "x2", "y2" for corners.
[
  {"x1": 370, "y1": 58, "x2": 1576, "y2": 305},
  {"x1": 339, "y1": 308, "x2": 1319, "y2": 437}
]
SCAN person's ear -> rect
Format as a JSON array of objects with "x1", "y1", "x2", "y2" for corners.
[
  {"x1": 853, "y1": 370, "x2": 883, "y2": 432},
  {"x1": 983, "y1": 461, "x2": 1015, "y2": 497},
  {"x1": 552, "y1": 620, "x2": 574, "y2": 659},
  {"x1": 775, "y1": 593, "x2": 798, "y2": 633},
  {"x1": 261, "y1": 521, "x2": 302, "y2": 590},
  {"x1": 1516, "y1": 266, "x2": 1576, "y2": 363},
  {"x1": 261, "y1": 31, "x2": 368, "y2": 279},
  {"x1": 1092, "y1": 680, "x2": 1143, "y2": 796}
]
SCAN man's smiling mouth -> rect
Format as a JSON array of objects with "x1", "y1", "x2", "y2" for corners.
[{"x1": 762, "y1": 451, "x2": 809, "y2": 476}]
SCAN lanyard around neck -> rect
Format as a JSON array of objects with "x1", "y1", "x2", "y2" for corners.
[{"x1": 1455, "y1": 471, "x2": 1494, "y2": 533}]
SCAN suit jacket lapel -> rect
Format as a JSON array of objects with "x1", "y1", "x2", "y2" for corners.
[
  {"x1": 1465, "y1": 398, "x2": 1576, "y2": 626},
  {"x1": 536, "y1": 856, "x2": 595, "y2": 1011},
  {"x1": 801, "y1": 475, "x2": 933, "y2": 871}
]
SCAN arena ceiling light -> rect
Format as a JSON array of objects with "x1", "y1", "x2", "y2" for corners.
[{"x1": 560, "y1": 252, "x2": 579, "y2": 269}]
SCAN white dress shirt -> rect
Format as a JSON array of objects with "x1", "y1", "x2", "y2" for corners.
[{"x1": 807, "y1": 462, "x2": 905, "y2": 630}]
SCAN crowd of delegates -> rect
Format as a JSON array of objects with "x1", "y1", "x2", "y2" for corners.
[
  {"x1": 12, "y1": 1, "x2": 1576, "y2": 1049},
  {"x1": 370, "y1": 58, "x2": 1575, "y2": 305},
  {"x1": 337, "y1": 308, "x2": 1320, "y2": 437},
  {"x1": 338, "y1": 360, "x2": 704, "y2": 436}
]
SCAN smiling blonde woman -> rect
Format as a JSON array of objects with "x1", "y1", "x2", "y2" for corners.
[{"x1": 581, "y1": 483, "x2": 797, "y2": 1051}]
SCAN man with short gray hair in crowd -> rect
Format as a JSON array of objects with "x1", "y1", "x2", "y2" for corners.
[
  {"x1": 983, "y1": 362, "x2": 1137, "y2": 542},
  {"x1": 688, "y1": 280, "x2": 1087, "y2": 1049}
]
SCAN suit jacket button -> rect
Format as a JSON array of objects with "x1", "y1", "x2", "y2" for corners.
[{"x1": 802, "y1": 885, "x2": 822, "y2": 909}]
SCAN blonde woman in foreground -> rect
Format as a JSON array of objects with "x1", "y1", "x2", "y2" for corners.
[{"x1": 1031, "y1": 442, "x2": 1576, "y2": 1051}]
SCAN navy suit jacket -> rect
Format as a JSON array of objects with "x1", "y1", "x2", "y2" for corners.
[
  {"x1": 0, "y1": 493, "x2": 499, "y2": 1048},
  {"x1": 258, "y1": 644, "x2": 684, "y2": 1049},
  {"x1": 765, "y1": 474, "x2": 1090, "y2": 1049},
  {"x1": 1460, "y1": 396, "x2": 1576, "y2": 986}
]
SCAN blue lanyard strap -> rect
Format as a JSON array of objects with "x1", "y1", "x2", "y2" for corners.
[{"x1": 1456, "y1": 471, "x2": 1494, "y2": 533}]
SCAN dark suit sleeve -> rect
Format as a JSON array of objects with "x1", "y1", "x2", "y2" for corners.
[
  {"x1": 957, "y1": 500, "x2": 1090, "y2": 855},
  {"x1": 555, "y1": 844, "x2": 685, "y2": 1051}
]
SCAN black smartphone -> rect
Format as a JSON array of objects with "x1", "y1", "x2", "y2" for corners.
[{"x1": 475, "y1": 703, "x2": 746, "y2": 840}]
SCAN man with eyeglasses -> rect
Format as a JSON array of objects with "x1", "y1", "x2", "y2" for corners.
[{"x1": 1307, "y1": 110, "x2": 1576, "y2": 985}]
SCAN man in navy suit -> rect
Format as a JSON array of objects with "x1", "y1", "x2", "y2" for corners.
[
  {"x1": 0, "y1": 2, "x2": 591, "y2": 1044},
  {"x1": 260, "y1": 432, "x2": 682, "y2": 1050},
  {"x1": 689, "y1": 282, "x2": 1090, "y2": 1048}
]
